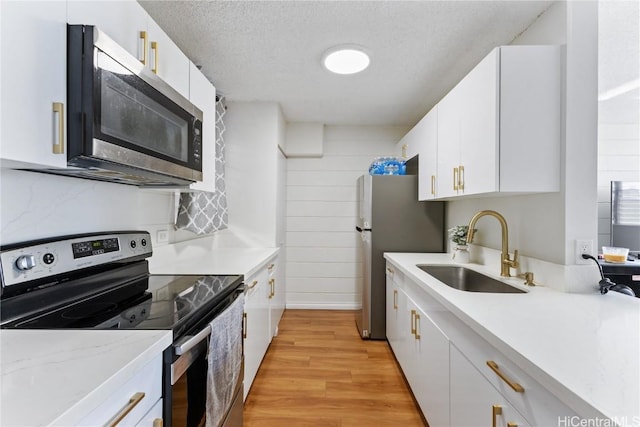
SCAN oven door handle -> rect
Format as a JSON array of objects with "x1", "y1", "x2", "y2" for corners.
[{"x1": 174, "y1": 324, "x2": 212, "y2": 356}]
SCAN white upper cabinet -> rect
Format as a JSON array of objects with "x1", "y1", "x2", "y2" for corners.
[
  {"x1": 417, "y1": 107, "x2": 438, "y2": 200},
  {"x1": 436, "y1": 45, "x2": 561, "y2": 199},
  {"x1": 189, "y1": 64, "x2": 217, "y2": 192},
  {"x1": 68, "y1": 1, "x2": 190, "y2": 99},
  {"x1": 0, "y1": 1, "x2": 68, "y2": 168},
  {"x1": 67, "y1": 1, "x2": 148, "y2": 61},
  {"x1": 146, "y1": 17, "x2": 190, "y2": 98}
]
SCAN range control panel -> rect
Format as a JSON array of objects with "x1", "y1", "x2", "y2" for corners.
[{"x1": 0, "y1": 231, "x2": 152, "y2": 289}]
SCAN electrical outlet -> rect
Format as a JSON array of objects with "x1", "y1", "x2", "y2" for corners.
[
  {"x1": 575, "y1": 239, "x2": 594, "y2": 264},
  {"x1": 157, "y1": 229, "x2": 169, "y2": 244}
]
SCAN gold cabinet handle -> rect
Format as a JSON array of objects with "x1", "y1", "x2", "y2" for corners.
[
  {"x1": 139, "y1": 31, "x2": 148, "y2": 65},
  {"x1": 246, "y1": 280, "x2": 258, "y2": 290},
  {"x1": 393, "y1": 290, "x2": 398, "y2": 310},
  {"x1": 243, "y1": 312, "x2": 247, "y2": 339},
  {"x1": 410, "y1": 310, "x2": 416, "y2": 335},
  {"x1": 487, "y1": 361, "x2": 525, "y2": 393},
  {"x1": 492, "y1": 405, "x2": 502, "y2": 427},
  {"x1": 458, "y1": 164, "x2": 465, "y2": 191},
  {"x1": 414, "y1": 313, "x2": 421, "y2": 340},
  {"x1": 431, "y1": 175, "x2": 436, "y2": 196},
  {"x1": 268, "y1": 263, "x2": 275, "y2": 271},
  {"x1": 453, "y1": 167, "x2": 459, "y2": 191},
  {"x1": 150, "y1": 41, "x2": 158, "y2": 74},
  {"x1": 401, "y1": 143, "x2": 408, "y2": 159},
  {"x1": 268, "y1": 278, "x2": 275, "y2": 298},
  {"x1": 52, "y1": 102, "x2": 64, "y2": 154},
  {"x1": 507, "y1": 423, "x2": 518, "y2": 427},
  {"x1": 386, "y1": 267, "x2": 394, "y2": 274},
  {"x1": 106, "y1": 392, "x2": 145, "y2": 427},
  {"x1": 153, "y1": 419, "x2": 163, "y2": 427}
]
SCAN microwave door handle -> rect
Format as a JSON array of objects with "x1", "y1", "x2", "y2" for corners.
[{"x1": 174, "y1": 324, "x2": 212, "y2": 355}]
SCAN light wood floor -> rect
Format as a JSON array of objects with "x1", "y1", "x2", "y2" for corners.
[{"x1": 243, "y1": 310, "x2": 427, "y2": 427}]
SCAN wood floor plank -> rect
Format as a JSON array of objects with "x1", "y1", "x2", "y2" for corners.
[{"x1": 243, "y1": 309, "x2": 427, "y2": 427}]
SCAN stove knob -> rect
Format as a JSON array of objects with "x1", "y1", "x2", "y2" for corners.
[{"x1": 15, "y1": 255, "x2": 36, "y2": 271}]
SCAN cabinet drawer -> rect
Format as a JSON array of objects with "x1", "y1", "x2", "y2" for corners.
[
  {"x1": 385, "y1": 262, "x2": 405, "y2": 288},
  {"x1": 79, "y1": 354, "x2": 162, "y2": 426},
  {"x1": 452, "y1": 333, "x2": 577, "y2": 426}
]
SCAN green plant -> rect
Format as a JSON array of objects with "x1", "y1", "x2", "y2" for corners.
[{"x1": 448, "y1": 225, "x2": 473, "y2": 245}]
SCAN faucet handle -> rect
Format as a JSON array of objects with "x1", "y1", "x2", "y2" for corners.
[{"x1": 505, "y1": 249, "x2": 519, "y2": 269}]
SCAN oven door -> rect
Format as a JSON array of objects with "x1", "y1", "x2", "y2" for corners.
[
  {"x1": 163, "y1": 287, "x2": 244, "y2": 427},
  {"x1": 67, "y1": 25, "x2": 203, "y2": 183}
]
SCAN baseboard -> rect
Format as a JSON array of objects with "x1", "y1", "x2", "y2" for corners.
[{"x1": 285, "y1": 303, "x2": 360, "y2": 310}]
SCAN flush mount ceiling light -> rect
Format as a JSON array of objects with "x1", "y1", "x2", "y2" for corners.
[{"x1": 322, "y1": 45, "x2": 370, "y2": 75}]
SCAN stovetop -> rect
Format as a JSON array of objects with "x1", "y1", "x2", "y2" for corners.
[{"x1": 0, "y1": 231, "x2": 243, "y2": 338}]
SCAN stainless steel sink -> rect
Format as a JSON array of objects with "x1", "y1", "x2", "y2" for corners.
[{"x1": 416, "y1": 265, "x2": 526, "y2": 294}]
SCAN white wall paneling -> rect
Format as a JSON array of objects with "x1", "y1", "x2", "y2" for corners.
[{"x1": 285, "y1": 125, "x2": 408, "y2": 309}]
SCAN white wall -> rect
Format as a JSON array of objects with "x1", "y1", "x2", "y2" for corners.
[
  {"x1": 447, "y1": 1, "x2": 600, "y2": 268},
  {"x1": 597, "y1": 0, "x2": 640, "y2": 249},
  {"x1": 285, "y1": 126, "x2": 408, "y2": 309}
]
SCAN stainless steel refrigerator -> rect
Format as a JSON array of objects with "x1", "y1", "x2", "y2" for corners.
[{"x1": 355, "y1": 174, "x2": 444, "y2": 339}]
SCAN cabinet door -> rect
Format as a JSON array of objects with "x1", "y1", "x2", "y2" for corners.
[
  {"x1": 451, "y1": 345, "x2": 531, "y2": 427},
  {"x1": 243, "y1": 266, "x2": 271, "y2": 400},
  {"x1": 385, "y1": 267, "x2": 401, "y2": 352},
  {"x1": 147, "y1": 18, "x2": 190, "y2": 98},
  {"x1": 267, "y1": 257, "x2": 285, "y2": 337},
  {"x1": 406, "y1": 295, "x2": 450, "y2": 427},
  {"x1": 458, "y1": 49, "x2": 499, "y2": 196},
  {"x1": 0, "y1": 1, "x2": 67, "y2": 168},
  {"x1": 436, "y1": 86, "x2": 462, "y2": 198},
  {"x1": 67, "y1": 1, "x2": 148, "y2": 61},
  {"x1": 189, "y1": 63, "x2": 217, "y2": 192},
  {"x1": 417, "y1": 107, "x2": 438, "y2": 200}
]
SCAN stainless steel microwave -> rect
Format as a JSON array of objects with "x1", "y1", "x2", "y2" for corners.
[{"x1": 57, "y1": 25, "x2": 203, "y2": 187}]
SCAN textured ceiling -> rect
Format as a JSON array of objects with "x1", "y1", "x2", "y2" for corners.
[{"x1": 139, "y1": 1, "x2": 552, "y2": 126}]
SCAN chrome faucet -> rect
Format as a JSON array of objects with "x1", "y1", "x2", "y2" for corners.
[{"x1": 466, "y1": 210, "x2": 519, "y2": 277}]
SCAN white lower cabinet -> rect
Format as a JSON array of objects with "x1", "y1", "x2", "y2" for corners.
[
  {"x1": 386, "y1": 263, "x2": 449, "y2": 427},
  {"x1": 386, "y1": 259, "x2": 579, "y2": 427},
  {"x1": 243, "y1": 263, "x2": 271, "y2": 400},
  {"x1": 78, "y1": 354, "x2": 163, "y2": 426},
  {"x1": 450, "y1": 345, "x2": 530, "y2": 427}
]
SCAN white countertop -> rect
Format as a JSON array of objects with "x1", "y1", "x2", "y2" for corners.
[
  {"x1": 149, "y1": 239, "x2": 279, "y2": 278},
  {"x1": 384, "y1": 252, "x2": 640, "y2": 423},
  {"x1": 0, "y1": 329, "x2": 172, "y2": 426}
]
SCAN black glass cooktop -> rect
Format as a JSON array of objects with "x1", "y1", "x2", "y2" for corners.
[{"x1": 1, "y1": 271, "x2": 243, "y2": 338}]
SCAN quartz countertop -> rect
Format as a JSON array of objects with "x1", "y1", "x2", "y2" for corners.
[
  {"x1": 0, "y1": 329, "x2": 172, "y2": 426},
  {"x1": 148, "y1": 239, "x2": 279, "y2": 278},
  {"x1": 384, "y1": 252, "x2": 640, "y2": 423}
]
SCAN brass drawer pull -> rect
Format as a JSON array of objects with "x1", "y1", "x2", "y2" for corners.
[
  {"x1": 139, "y1": 31, "x2": 148, "y2": 65},
  {"x1": 453, "y1": 167, "x2": 459, "y2": 191},
  {"x1": 246, "y1": 280, "x2": 258, "y2": 290},
  {"x1": 243, "y1": 312, "x2": 247, "y2": 339},
  {"x1": 268, "y1": 278, "x2": 275, "y2": 298},
  {"x1": 410, "y1": 310, "x2": 416, "y2": 335},
  {"x1": 106, "y1": 392, "x2": 145, "y2": 427},
  {"x1": 507, "y1": 423, "x2": 518, "y2": 427},
  {"x1": 386, "y1": 267, "x2": 394, "y2": 274},
  {"x1": 492, "y1": 405, "x2": 502, "y2": 427},
  {"x1": 487, "y1": 361, "x2": 525, "y2": 393},
  {"x1": 52, "y1": 102, "x2": 64, "y2": 154},
  {"x1": 268, "y1": 263, "x2": 275, "y2": 271},
  {"x1": 414, "y1": 313, "x2": 421, "y2": 340},
  {"x1": 151, "y1": 41, "x2": 158, "y2": 74},
  {"x1": 393, "y1": 290, "x2": 398, "y2": 310}
]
